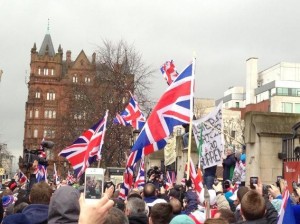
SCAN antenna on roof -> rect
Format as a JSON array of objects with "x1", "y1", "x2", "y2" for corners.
[{"x1": 47, "y1": 18, "x2": 50, "y2": 34}]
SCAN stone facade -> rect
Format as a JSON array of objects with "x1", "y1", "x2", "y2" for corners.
[{"x1": 244, "y1": 111, "x2": 300, "y2": 185}]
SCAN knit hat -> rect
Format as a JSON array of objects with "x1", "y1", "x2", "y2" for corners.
[
  {"x1": 2, "y1": 195, "x2": 14, "y2": 207},
  {"x1": 170, "y1": 214, "x2": 195, "y2": 224}
]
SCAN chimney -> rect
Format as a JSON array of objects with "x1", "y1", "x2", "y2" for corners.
[
  {"x1": 246, "y1": 57, "x2": 258, "y2": 105},
  {"x1": 66, "y1": 50, "x2": 72, "y2": 63},
  {"x1": 92, "y1": 52, "x2": 96, "y2": 64}
]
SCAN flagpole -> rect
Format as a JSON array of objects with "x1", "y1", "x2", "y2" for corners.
[{"x1": 187, "y1": 57, "x2": 196, "y2": 180}]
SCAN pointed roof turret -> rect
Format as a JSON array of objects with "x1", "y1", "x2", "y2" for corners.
[{"x1": 39, "y1": 33, "x2": 55, "y2": 57}]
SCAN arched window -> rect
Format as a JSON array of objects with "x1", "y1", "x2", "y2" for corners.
[
  {"x1": 44, "y1": 68, "x2": 48, "y2": 76},
  {"x1": 29, "y1": 110, "x2": 33, "y2": 118},
  {"x1": 51, "y1": 69, "x2": 54, "y2": 76},
  {"x1": 85, "y1": 77, "x2": 91, "y2": 83},
  {"x1": 38, "y1": 67, "x2": 41, "y2": 75},
  {"x1": 35, "y1": 90, "x2": 41, "y2": 99}
]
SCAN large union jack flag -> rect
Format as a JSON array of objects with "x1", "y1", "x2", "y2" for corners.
[
  {"x1": 160, "y1": 60, "x2": 179, "y2": 85},
  {"x1": 113, "y1": 92, "x2": 146, "y2": 130},
  {"x1": 127, "y1": 62, "x2": 194, "y2": 167},
  {"x1": 134, "y1": 159, "x2": 145, "y2": 188},
  {"x1": 59, "y1": 111, "x2": 108, "y2": 178}
]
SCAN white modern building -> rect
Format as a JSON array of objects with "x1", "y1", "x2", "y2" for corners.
[{"x1": 217, "y1": 58, "x2": 300, "y2": 114}]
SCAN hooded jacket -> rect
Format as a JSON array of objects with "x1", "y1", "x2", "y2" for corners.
[
  {"x1": 48, "y1": 185, "x2": 80, "y2": 224},
  {"x1": 2, "y1": 204, "x2": 48, "y2": 224}
]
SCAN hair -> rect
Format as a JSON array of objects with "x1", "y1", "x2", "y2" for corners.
[
  {"x1": 150, "y1": 203, "x2": 173, "y2": 224},
  {"x1": 237, "y1": 186, "x2": 249, "y2": 202},
  {"x1": 104, "y1": 207, "x2": 129, "y2": 224},
  {"x1": 169, "y1": 198, "x2": 182, "y2": 215},
  {"x1": 29, "y1": 181, "x2": 52, "y2": 204},
  {"x1": 204, "y1": 218, "x2": 229, "y2": 224},
  {"x1": 241, "y1": 190, "x2": 266, "y2": 221},
  {"x1": 127, "y1": 191, "x2": 142, "y2": 200},
  {"x1": 185, "y1": 179, "x2": 192, "y2": 188},
  {"x1": 144, "y1": 183, "x2": 156, "y2": 197},
  {"x1": 126, "y1": 197, "x2": 145, "y2": 215},
  {"x1": 112, "y1": 198, "x2": 125, "y2": 212},
  {"x1": 214, "y1": 209, "x2": 236, "y2": 223}
]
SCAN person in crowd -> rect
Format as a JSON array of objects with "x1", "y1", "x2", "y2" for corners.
[
  {"x1": 203, "y1": 165, "x2": 217, "y2": 190},
  {"x1": 149, "y1": 203, "x2": 173, "y2": 224},
  {"x1": 213, "y1": 208, "x2": 236, "y2": 223},
  {"x1": 182, "y1": 123, "x2": 189, "y2": 149},
  {"x1": 170, "y1": 214, "x2": 195, "y2": 224},
  {"x1": 143, "y1": 183, "x2": 167, "y2": 209},
  {"x1": 169, "y1": 198, "x2": 183, "y2": 217},
  {"x1": 222, "y1": 146, "x2": 236, "y2": 182},
  {"x1": 112, "y1": 198, "x2": 126, "y2": 212},
  {"x1": 212, "y1": 182, "x2": 230, "y2": 211},
  {"x1": 240, "y1": 190, "x2": 267, "y2": 223},
  {"x1": 48, "y1": 185, "x2": 80, "y2": 224},
  {"x1": 183, "y1": 179, "x2": 198, "y2": 215},
  {"x1": 104, "y1": 207, "x2": 129, "y2": 224},
  {"x1": 3, "y1": 181, "x2": 52, "y2": 224},
  {"x1": 229, "y1": 186, "x2": 249, "y2": 221},
  {"x1": 232, "y1": 150, "x2": 246, "y2": 186},
  {"x1": 78, "y1": 185, "x2": 114, "y2": 224},
  {"x1": 223, "y1": 180, "x2": 235, "y2": 211},
  {"x1": 125, "y1": 197, "x2": 148, "y2": 224},
  {"x1": 204, "y1": 217, "x2": 229, "y2": 224}
]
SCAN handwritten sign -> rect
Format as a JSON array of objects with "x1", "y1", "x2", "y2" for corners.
[{"x1": 192, "y1": 102, "x2": 223, "y2": 169}]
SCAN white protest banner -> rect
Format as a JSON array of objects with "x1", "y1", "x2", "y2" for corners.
[{"x1": 192, "y1": 102, "x2": 223, "y2": 169}]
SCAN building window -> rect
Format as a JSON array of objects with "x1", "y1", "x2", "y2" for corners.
[
  {"x1": 34, "y1": 109, "x2": 39, "y2": 118},
  {"x1": 44, "y1": 110, "x2": 56, "y2": 119},
  {"x1": 33, "y1": 129, "x2": 38, "y2": 138},
  {"x1": 277, "y1": 88, "x2": 289, "y2": 96},
  {"x1": 122, "y1": 97, "x2": 126, "y2": 104},
  {"x1": 85, "y1": 77, "x2": 91, "y2": 83},
  {"x1": 44, "y1": 68, "x2": 48, "y2": 76},
  {"x1": 282, "y1": 102, "x2": 293, "y2": 113},
  {"x1": 295, "y1": 104, "x2": 300, "y2": 113},
  {"x1": 29, "y1": 110, "x2": 33, "y2": 118},
  {"x1": 73, "y1": 75, "x2": 78, "y2": 83},
  {"x1": 47, "y1": 92, "x2": 55, "y2": 100},
  {"x1": 35, "y1": 91, "x2": 41, "y2": 99},
  {"x1": 235, "y1": 102, "x2": 240, "y2": 108},
  {"x1": 74, "y1": 111, "x2": 86, "y2": 120},
  {"x1": 43, "y1": 129, "x2": 55, "y2": 139},
  {"x1": 51, "y1": 69, "x2": 54, "y2": 76},
  {"x1": 38, "y1": 67, "x2": 41, "y2": 75}
]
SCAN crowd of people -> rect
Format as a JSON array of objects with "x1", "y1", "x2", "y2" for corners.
[{"x1": 0, "y1": 161, "x2": 299, "y2": 224}]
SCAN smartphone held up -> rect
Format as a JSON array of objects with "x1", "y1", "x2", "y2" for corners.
[{"x1": 84, "y1": 168, "x2": 105, "y2": 202}]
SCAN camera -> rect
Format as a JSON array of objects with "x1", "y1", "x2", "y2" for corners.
[
  {"x1": 147, "y1": 166, "x2": 162, "y2": 179},
  {"x1": 250, "y1": 177, "x2": 258, "y2": 189}
]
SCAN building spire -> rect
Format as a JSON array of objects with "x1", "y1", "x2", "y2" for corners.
[{"x1": 47, "y1": 18, "x2": 50, "y2": 34}]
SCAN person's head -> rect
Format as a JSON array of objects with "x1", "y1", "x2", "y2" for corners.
[
  {"x1": 204, "y1": 218, "x2": 229, "y2": 224},
  {"x1": 112, "y1": 198, "x2": 125, "y2": 212},
  {"x1": 185, "y1": 179, "x2": 192, "y2": 188},
  {"x1": 29, "y1": 181, "x2": 52, "y2": 204},
  {"x1": 241, "y1": 190, "x2": 266, "y2": 221},
  {"x1": 213, "y1": 209, "x2": 236, "y2": 223},
  {"x1": 223, "y1": 180, "x2": 232, "y2": 190},
  {"x1": 170, "y1": 214, "x2": 195, "y2": 224},
  {"x1": 149, "y1": 203, "x2": 173, "y2": 224},
  {"x1": 48, "y1": 185, "x2": 80, "y2": 224},
  {"x1": 237, "y1": 186, "x2": 249, "y2": 204},
  {"x1": 104, "y1": 207, "x2": 129, "y2": 224},
  {"x1": 144, "y1": 183, "x2": 156, "y2": 198},
  {"x1": 125, "y1": 197, "x2": 145, "y2": 216},
  {"x1": 169, "y1": 198, "x2": 182, "y2": 215},
  {"x1": 226, "y1": 147, "x2": 233, "y2": 155}
]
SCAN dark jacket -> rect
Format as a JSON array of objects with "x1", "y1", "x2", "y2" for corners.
[
  {"x1": 128, "y1": 213, "x2": 148, "y2": 224},
  {"x1": 3, "y1": 204, "x2": 48, "y2": 224},
  {"x1": 184, "y1": 189, "x2": 198, "y2": 215},
  {"x1": 264, "y1": 198, "x2": 278, "y2": 224},
  {"x1": 223, "y1": 154, "x2": 236, "y2": 180},
  {"x1": 204, "y1": 165, "x2": 217, "y2": 177}
]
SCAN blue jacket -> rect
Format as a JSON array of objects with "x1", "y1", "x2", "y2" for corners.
[{"x1": 3, "y1": 204, "x2": 49, "y2": 224}]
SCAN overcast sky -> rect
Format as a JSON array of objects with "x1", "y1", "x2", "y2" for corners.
[{"x1": 1, "y1": 0, "x2": 300, "y2": 162}]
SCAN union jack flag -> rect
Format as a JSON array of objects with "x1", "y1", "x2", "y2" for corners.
[
  {"x1": 128, "y1": 61, "x2": 194, "y2": 166},
  {"x1": 160, "y1": 60, "x2": 179, "y2": 85},
  {"x1": 113, "y1": 92, "x2": 146, "y2": 130},
  {"x1": 66, "y1": 170, "x2": 76, "y2": 185},
  {"x1": 34, "y1": 164, "x2": 47, "y2": 183},
  {"x1": 119, "y1": 165, "x2": 134, "y2": 200},
  {"x1": 59, "y1": 110, "x2": 109, "y2": 178},
  {"x1": 16, "y1": 170, "x2": 28, "y2": 185},
  {"x1": 134, "y1": 159, "x2": 145, "y2": 188}
]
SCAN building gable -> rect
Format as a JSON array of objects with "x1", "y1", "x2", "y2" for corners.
[{"x1": 71, "y1": 50, "x2": 93, "y2": 70}]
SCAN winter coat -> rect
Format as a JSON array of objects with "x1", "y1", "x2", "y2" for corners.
[
  {"x1": 223, "y1": 154, "x2": 236, "y2": 181},
  {"x1": 128, "y1": 213, "x2": 148, "y2": 224},
  {"x1": 48, "y1": 185, "x2": 80, "y2": 224},
  {"x1": 184, "y1": 189, "x2": 198, "y2": 215},
  {"x1": 2, "y1": 204, "x2": 49, "y2": 224}
]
